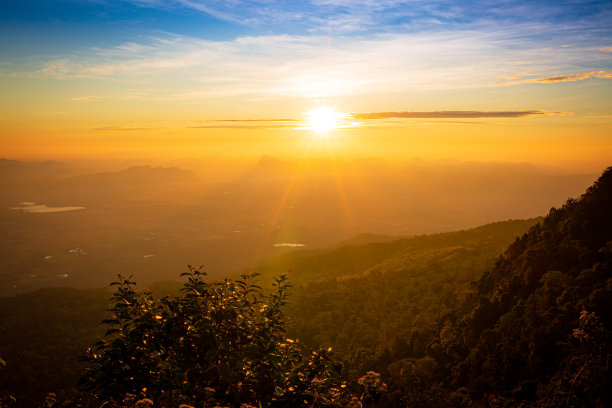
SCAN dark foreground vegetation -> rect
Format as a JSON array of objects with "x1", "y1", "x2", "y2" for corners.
[
  {"x1": 1, "y1": 270, "x2": 386, "y2": 408},
  {"x1": 1, "y1": 167, "x2": 611, "y2": 407},
  {"x1": 0, "y1": 219, "x2": 536, "y2": 407}
]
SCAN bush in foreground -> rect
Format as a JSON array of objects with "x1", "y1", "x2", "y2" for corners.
[{"x1": 63, "y1": 267, "x2": 385, "y2": 407}]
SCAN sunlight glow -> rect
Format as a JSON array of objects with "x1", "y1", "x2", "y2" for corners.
[{"x1": 306, "y1": 107, "x2": 338, "y2": 133}]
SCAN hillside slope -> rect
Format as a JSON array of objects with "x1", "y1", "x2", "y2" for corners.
[
  {"x1": 253, "y1": 218, "x2": 539, "y2": 285},
  {"x1": 271, "y1": 167, "x2": 611, "y2": 407},
  {"x1": 437, "y1": 166, "x2": 612, "y2": 406},
  {"x1": 0, "y1": 219, "x2": 538, "y2": 407},
  {"x1": 2, "y1": 165, "x2": 609, "y2": 407},
  {"x1": 273, "y1": 220, "x2": 539, "y2": 377}
]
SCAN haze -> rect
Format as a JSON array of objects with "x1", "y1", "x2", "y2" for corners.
[
  {"x1": 0, "y1": 155, "x2": 599, "y2": 296},
  {"x1": 1, "y1": 0, "x2": 610, "y2": 294}
]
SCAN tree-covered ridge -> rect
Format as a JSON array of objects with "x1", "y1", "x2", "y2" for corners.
[
  {"x1": 0, "y1": 288, "x2": 110, "y2": 405},
  {"x1": 271, "y1": 168, "x2": 612, "y2": 407},
  {"x1": 253, "y1": 218, "x2": 539, "y2": 285},
  {"x1": 437, "y1": 166, "x2": 612, "y2": 406},
  {"x1": 0, "y1": 282, "x2": 188, "y2": 407},
  {"x1": 0, "y1": 219, "x2": 538, "y2": 407},
  {"x1": 279, "y1": 220, "x2": 541, "y2": 405}
]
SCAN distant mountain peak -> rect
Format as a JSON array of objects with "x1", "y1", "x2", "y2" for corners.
[{"x1": 65, "y1": 165, "x2": 199, "y2": 186}]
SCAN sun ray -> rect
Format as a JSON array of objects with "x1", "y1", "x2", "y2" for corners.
[{"x1": 253, "y1": 152, "x2": 309, "y2": 263}]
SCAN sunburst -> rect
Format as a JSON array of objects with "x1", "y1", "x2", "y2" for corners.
[{"x1": 305, "y1": 107, "x2": 339, "y2": 134}]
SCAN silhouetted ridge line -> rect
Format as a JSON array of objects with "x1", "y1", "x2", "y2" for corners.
[{"x1": 451, "y1": 166, "x2": 612, "y2": 405}]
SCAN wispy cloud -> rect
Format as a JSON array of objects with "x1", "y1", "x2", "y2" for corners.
[
  {"x1": 188, "y1": 124, "x2": 296, "y2": 129},
  {"x1": 128, "y1": 0, "x2": 448, "y2": 32},
  {"x1": 92, "y1": 126, "x2": 164, "y2": 131},
  {"x1": 124, "y1": 0, "x2": 612, "y2": 37},
  {"x1": 495, "y1": 73, "x2": 534, "y2": 82},
  {"x1": 585, "y1": 114, "x2": 612, "y2": 118},
  {"x1": 352, "y1": 110, "x2": 569, "y2": 119},
  {"x1": 197, "y1": 119, "x2": 298, "y2": 122},
  {"x1": 188, "y1": 118, "x2": 299, "y2": 129},
  {"x1": 182, "y1": 110, "x2": 568, "y2": 128},
  {"x1": 18, "y1": 21, "x2": 607, "y2": 102},
  {"x1": 4, "y1": 0, "x2": 608, "y2": 105},
  {"x1": 70, "y1": 95, "x2": 105, "y2": 102},
  {"x1": 533, "y1": 71, "x2": 612, "y2": 83},
  {"x1": 495, "y1": 70, "x2": 612, "y2": 86}
]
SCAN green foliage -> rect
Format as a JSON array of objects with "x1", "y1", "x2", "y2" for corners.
[
  {"x1": 76, "y1": 268, "x2": 376, "y2": 408},
  {"x1": 535, "y1": 310, "x2": 612, "y2": 407},
  {"x1": 0, "y1": 218, "x2": 537, "y2": 407},
  {"x1": 429, "y1": 167, "x2": 612, "y2": 406},
  {"x1": 0, "y1": 288, "x2": 109, "y2": 406},
  {"x1": 2, "y1": 166, "x2": 611, "y2": 407},
  {"x1": 281, "y1": 220, "x2": 539, "y2": 379},
  {"x1": 269, "y1": 168, "x2": 612, "y2": 407},
  {"x1": 252, "y1": 218, "x2": 540, "y2": 286}
]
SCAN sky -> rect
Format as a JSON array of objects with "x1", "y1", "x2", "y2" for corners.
[{"x1": 1, "y1": 0, "x2": 611, "y2": 170}]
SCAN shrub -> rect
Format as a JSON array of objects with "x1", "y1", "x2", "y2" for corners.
[{"x1": 76, "y1": 267, "x2": 365, "y2": 407}]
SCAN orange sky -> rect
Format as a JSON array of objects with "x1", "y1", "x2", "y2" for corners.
[{"x1": 1, "y1": 1, "x2": 611, "y2": 172}]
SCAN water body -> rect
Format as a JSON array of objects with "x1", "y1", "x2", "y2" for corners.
[{"x1": 11, "y1": 202, "x2": 85, "y2": 213}]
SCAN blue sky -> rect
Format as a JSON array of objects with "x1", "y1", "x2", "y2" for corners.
[
  {"x1": 1, "y1": 0, "x2": 610, "y2": 104},
  {"x1": 1, "y1": 0, "x2": 611, "y2": 168},
  {"x1": 2, "y1": 0, "x2": 611, "y2": 54}
]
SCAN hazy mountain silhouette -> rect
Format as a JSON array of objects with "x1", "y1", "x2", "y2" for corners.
[
  {"x1": 0, "y1": 157, "x2": 601, "y2": 296},
  {"x1": 63, "y1": 165, "x2": 199, "y2": 188}
]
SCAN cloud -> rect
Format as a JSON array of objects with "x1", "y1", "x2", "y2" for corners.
[
  {"x1": 70, "y1": 95, "x2": 105, "y2": 102},
  {"x1": 198, "y1": 119, "x2": 298, "y2": 122},
  {"x1": 39, "y1": 59, "x2": 73, "y2": 77},
  {"x1": 352, "y1": 110, "x2": 564, "y2": 119},
  {"x1": 585, "y1": 114, "x2": 612, "y2": 118},
  {"x1": 183, "y1": 110, "x2": 571, "y2": 128},
  {"x1": 495, "y1": 73, "x2": 534, "y2": 82},
  {"x1": 11, "y1": 12, "x2": 611, "y2": 102},
  {"x1": 495, "y1": 70, "x2": 612, "y2": 86},
  {"x1": 534, "y1": 71, "x2": 612, "y2": 83},
  {"x1": 123, "y1": 1, "x2": 612, "y2": 38},
  {"x1": 92, "y1": 126, "x2": 163, "y2": 131},
  {"x1": 23, "y1": 30, "x2": 579, "y2": 98},
  {"x1": 188, "y1": 118, "x2": 299, "y2": 129},
  {"x1": 126, "y1": 0, "x2": 456, "y2": 32},
  {"x1": 92, "y1": 120, "x2": 299, "y2": 131},
  {"x1": 189, "y1": 117, "x2": 306, "y2": 129},
  {"x1": 188, "y1": 124, "x2": 296, "y2": 129}
]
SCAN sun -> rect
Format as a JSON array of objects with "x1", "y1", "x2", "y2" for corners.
[{"x1": 306, "y1": 107, "x2": 338, "y2": 134}]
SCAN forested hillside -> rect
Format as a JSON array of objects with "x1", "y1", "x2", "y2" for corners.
[
  {"x1": 1, "y1": 167, "x2": 610, "y2": 407},
  {"x1": 280, "y1": 167, "x2": 612, "y2": 407},
  {"x1": 0, "y1": 283, "x2": 181, "y2": 406},
  {"x1": 252, "y1": 218, "x2": 538, "y2": 285},
  {"x1": 284, "y1": 220, "x2": 542, "y2": 375},
  {"x1": 0, "y1": 288, "x2": 109, "y2": 405},
  {"x1": 437, "y1": 166, "x2": 612, "y2": 407},
  {"x1": 0, "y1": 220, "x2": 537, "y2": 407}
]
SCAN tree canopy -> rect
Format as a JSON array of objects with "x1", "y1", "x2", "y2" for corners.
[{"x1": 46, "y1": 268, "x2": 385, "y2": 408}]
